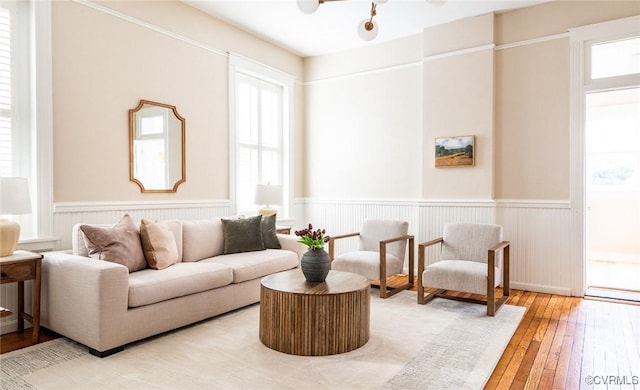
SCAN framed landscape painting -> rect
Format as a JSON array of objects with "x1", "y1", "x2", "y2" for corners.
[{"x1": 435, "y1": 135, "x2": 475, "y2": 167}]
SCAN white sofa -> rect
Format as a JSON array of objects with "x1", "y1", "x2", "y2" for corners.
[{"x1": 40, "y1": 217, "x2": 306, "y2": 357}]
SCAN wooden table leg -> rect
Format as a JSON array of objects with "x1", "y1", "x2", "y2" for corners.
[
  {"x1": 32, "y1": 258, "x2": 41, "y2": 343},
  {"x1": 17, "y1": 280, "x2": 24, "y2": 334}
]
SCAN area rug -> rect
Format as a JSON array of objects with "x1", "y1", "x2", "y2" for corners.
[{"x1": 1, "y1": 291, "x2": 525, "y2": 390}]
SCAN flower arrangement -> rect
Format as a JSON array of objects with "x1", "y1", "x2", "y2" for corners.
[{"x1": 295, "y1": 224, "x2": 330, "y2": 250}]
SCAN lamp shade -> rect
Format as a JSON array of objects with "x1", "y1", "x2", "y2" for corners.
[
  {"x1": 254, "y1": 184, "x2": 282, "y2": 206},
  {"x1": 0, "y1": 177, "x2": 31, "y2": 256},
  {"x1": 0, "y1": 177, "x2": 31, "y2": 215}
]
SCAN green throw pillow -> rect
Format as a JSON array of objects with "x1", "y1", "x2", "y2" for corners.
[
  {"x1": 221, "y1": 215, "x2": 265, "y2": 254},
  {"x1": 261, "y1": 214, "x2": 281, "y2": 249}
]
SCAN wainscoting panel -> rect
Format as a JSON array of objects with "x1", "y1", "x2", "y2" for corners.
[
  {"x1": 303, "y1": 199, "x2": 421, "y2": 259},
  {"x1": 302, "y1": 198, "x2": 576, "y2": 296},
  {"x1": 496, "y1": 202, "x2": 573, "y2": 296},
  {"x1": 53, "y1": 201, "x2": 233, "y2": 250}
]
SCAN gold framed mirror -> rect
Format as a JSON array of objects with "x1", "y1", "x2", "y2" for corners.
[{"x1": 129, "y1": 100, "x2": 185, "y2": 193}]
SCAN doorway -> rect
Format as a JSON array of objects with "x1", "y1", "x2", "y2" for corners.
[{"x1": 585, "y1": 87, "x2": 640, "y2": 302}]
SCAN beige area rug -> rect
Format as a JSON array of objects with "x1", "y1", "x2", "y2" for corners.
[{"x1": 1, "y1": 291, "x2": 525, "y2": 390}]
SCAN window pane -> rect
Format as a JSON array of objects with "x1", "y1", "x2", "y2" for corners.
[
  {"x1": 261, "y1": 87, "x2": 279, "y2": 148},
  {"x1": 237, "y1": 81, "x2": 258, "y2": 145},
  {"x1": 237, "y1": 147, "x2": 258, "y2": 211},
  {"x1": 591, "y1": 37, "x2": 640, "y2": 79},
  {"x1": 586, "y1": 88, "x2": 640, "y2": 190},
  {"x1": 261, "y1": 150, "x2": 280, "y2": 185}
]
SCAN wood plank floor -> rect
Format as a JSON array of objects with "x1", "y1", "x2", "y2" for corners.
[{"x1": 1, "y1": 277, "x2": 639, "y2": 390}]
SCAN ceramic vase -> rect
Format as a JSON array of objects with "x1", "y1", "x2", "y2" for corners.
[{"x1": 300, "y1": 248, "x2": 330, "y2": 282}]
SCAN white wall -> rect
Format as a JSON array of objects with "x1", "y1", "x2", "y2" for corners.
[{"x1": 302, "y1": 1, "x2": 640, "y2": 297}]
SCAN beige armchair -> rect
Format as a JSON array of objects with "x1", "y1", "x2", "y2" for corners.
[
  {"x1": 329, "y1": 220, "x2": 414, "y2": 298},
  {"x1": 417, "y1": 223, "x2": 510, "y2": 316}
]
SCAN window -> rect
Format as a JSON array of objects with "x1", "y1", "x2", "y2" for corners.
[
  {"x1": 229, "y1": 54, "x2": 293, "y2": 217},
  {"x1": 586, "y1": 88, "x2": 640, "y2": 191},
  {"x1": 0, "y1": 0, "x2": 53, "y2": 243},
  {"x1": 591, "y1": 37, "x2": 640, "y2": 80}
]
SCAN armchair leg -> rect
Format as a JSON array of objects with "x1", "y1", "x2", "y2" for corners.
[{"x1": 376, "y1": 236, "x2": 414, "y2": 299}]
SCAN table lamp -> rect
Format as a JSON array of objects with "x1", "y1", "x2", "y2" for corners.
[
  {"x1": 254, "y1": 184, "x2": 282, "y2": 217},
  {"x1": 0, "y1": 177, "x2": 32, "y2": 256}
]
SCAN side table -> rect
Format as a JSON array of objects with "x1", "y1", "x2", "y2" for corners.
[
  {"x1": 0, "y1": 250, "x2": 43, "y2": 344},
  {"x1": 275, "y1": 226, "x2": 291, "y2": 235}
]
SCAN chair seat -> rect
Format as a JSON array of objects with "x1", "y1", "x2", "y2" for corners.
[
  {"x1": 332, "y1": 251, "x2": 403, "y2": 281},
  {"x1": 422, "y1": 260, "x2": 500, "y2": 296}
]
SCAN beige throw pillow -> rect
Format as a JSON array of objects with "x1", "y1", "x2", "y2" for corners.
[
  {"x1": 140, "y1": 219, "x2": 179, "y2": 270},
  {"x1": 80, "y1": 214, "x2": 147, "y2": 272}
]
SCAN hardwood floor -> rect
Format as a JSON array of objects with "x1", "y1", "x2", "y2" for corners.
[
  {"x1": 0, "y1": 327, "x2": 59, "y2": 354},
  {"x1": 1, "y1": 277, "x2": 639, "y2": 390}
]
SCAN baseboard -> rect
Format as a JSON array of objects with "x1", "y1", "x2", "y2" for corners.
[{"x1": 510, "y1": 282, "x2": 573, "y2": 297}]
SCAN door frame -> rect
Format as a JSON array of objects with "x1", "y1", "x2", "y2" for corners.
[{"x1": 569, "y1": 16, "x2": 640, "y2": 297}]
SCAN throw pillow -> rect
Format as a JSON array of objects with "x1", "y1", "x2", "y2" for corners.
[
  {"x1": 140, "y1": 219, "x2": 179, "y2": 270},
  {"x1": 80, "y1": 214, "x2": 146, "y2": 272},
  {"x1": 261, "y1": 214, "x2": 281, "y2": 249},
  {"x1": 221, "y1": 215, "x2": 265, "y2": 255}
]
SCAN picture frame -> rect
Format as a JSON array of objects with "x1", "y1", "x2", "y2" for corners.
[{"x1": 435, "y1": 135, "x2": 475, "y2": 167}]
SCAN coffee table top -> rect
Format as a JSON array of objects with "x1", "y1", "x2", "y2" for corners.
[{"x1": 261, "y1": 269, "x2": 369, "y2": 295}]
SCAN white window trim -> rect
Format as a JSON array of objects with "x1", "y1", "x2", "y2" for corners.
[
  {"x1": 569, "y1": 15, "x2": 640, "y2": 297},
  {"x1": 228, "y1": 53, "x2": 294, "y2": 217}
]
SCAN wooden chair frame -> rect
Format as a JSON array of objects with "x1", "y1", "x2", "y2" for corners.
[
  {"x1": 417, "y1": 237, "x2": 510, "y2": 316},
  {"x1": 329, "y1": 233, "x2": 414, "y2": 298}
]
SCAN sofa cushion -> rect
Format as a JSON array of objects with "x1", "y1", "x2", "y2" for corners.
[
  {"x1": 221, "y1": 216, "x2": 265, "y2": 254},
  {"x1": 140, "y1": 219, "x2": 179, "y2": 270},
  {"x1": 128, "y1": 262, "x2": 233, "y2": 308},
  {"x1": 182, "y1": 219, "x2": 225, "y2": 262},
  {"x1": 261, "y1": 214, "x2": 281, "y2": 250},
  {"x1": 203, "y1": 249, "x2": 298, "y2": 283},
  {"x1": 79, "y1": 214, "x2": 147, "y2": 272}
]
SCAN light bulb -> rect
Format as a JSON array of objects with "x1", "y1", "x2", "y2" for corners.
[
  {"x1": 357, "y1": 19, "x2": 378, "y2": 41},
  {"x1": 297, "y1": 0, "x2": 320, "y2": 14},
  {"x1": 373, "y1": 0, "x2": 388, "y2": 4}
]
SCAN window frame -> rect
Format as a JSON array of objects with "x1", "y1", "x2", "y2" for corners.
[
  {"x1": 228, "y1": 53, "x2": 294, "y2": 217},
  {"x1": 0, "y1": 0, "x2": 54, "y2": 249},
  {"x1": 569, "y1": 15, "x2": 640, "y2": 297}
]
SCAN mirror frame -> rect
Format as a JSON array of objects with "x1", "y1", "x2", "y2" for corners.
[{"x1": 129, "y1": 100, "x2": 186, "y2": 193}]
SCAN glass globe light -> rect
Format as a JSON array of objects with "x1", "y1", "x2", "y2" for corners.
[
  {"x1": 357, "y1": 19, "x2": 378, "y2": 41},
  {"x1": 297, "y1": 0, "x2": 320, "y2": 14}
]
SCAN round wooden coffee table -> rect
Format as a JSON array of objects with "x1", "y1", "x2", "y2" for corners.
[{"x1": 259, "y1": 269, "x2": 370, "y2": 356}]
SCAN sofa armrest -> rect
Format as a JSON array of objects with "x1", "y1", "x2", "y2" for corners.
[
  {"x1": 41, "y1": 251, "x2": 130, "y2": 352},
  {"x1": 277, "y1": 234, "x2": 307, "y2": 265}
]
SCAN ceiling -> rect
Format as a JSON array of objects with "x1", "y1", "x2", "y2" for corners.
[{"x1": 182, "y1": 0, "x2": 549, "y2": 57}]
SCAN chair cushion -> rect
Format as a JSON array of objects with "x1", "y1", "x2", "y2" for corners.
[
  {"x1": 358, "y1": 220, "x2": 408, "y2": 261},
  {"x1": 421, "y1": 260, "x2": 500, "y2": 295},
  {"x1": 332, "y1": 251, "x2": 403, "y2": 281},
  {"x1": 203, "y1": 249, "x2": 298, "y2": 283},
  {"x1": 128, "y1": 262, "x2": 233, "y2": 308},
  {"x1": 441, "y1": 223, "x2": 502, "y2": 264}
]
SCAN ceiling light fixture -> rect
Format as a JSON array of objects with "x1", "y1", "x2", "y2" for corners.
[{"x1": 297, "y1": 0, "x2": 388, "y2": 41}]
